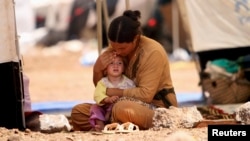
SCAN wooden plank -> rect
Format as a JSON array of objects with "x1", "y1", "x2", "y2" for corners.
[{"x1": 194, "y1": 119, "x2": 241, "y2": 128}]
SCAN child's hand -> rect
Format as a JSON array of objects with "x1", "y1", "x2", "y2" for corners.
[{"x1": 104, "y1": 96, "x2": 119, "y2": 104}]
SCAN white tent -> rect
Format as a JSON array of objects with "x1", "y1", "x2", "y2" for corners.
[
  {"x1": 176, "y1": 0, "x2": 250, "y2": 52},
  {"x1": 175, "y1": 0, "x2": 250, "y2": 103},
  {"x1": 0, "y1": 0, "x2": 25, "y2": 129}
]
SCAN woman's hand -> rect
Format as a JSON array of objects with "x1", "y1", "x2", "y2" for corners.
[
  {"x1": 106, "y1": 88, "x2": 123, "y2": 97},
  {"x1": 94, "y1": 49, "x2": 116, "y2": 73},
  {"x1": 93, "y1": 49, "x2": 116, "y2": 85}
]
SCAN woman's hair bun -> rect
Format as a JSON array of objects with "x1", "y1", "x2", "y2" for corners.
[{"x1": 123, "y1": 10, "x2": 141, "y2": 21}]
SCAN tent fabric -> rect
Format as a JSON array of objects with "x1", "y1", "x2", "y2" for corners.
[
  {"x1": 178, "y1": 0, "x2": 250, "y2": 52},
  {"x1": 0, "y1": 0, "x2": 19, "y2": 63}
]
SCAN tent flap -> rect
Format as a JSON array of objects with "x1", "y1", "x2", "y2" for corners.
[
  {"x1": 0, "y1": 0, "x2": 18, "y2": 63},
  {"x1": 178, "y1": 0, "x2": 250, "y2": 52}
]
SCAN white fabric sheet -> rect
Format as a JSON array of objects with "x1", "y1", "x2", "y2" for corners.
[
  {"x1": 180, "y1": 0, "x2": 250, "y2": 52},
  {"x1": 0, "y1": 0, "x2": 18, "y2": 63}
]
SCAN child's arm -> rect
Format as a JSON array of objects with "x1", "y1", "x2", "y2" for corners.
[{"x1": 93, "y1": 81, "x2": 108, "y2": 105}]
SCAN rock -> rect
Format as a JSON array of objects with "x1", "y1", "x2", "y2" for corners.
[
  {"x1": 39, "y1": 114, "x2": 72, "y2": 133},
  {"x1": 152, "y1": 106, "x2": 203, "y2": 130},
  {"x1": 235, "y1": 102, "x2": 250, "y2": 124}
]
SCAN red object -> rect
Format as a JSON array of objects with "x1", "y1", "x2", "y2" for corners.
[
  {"x1": 25, "y1": 111, "x2": 43, "y2": 117},
  {"x1": 148, "y1": 18, "x2": 157, "y2": 27},
  {"x1": 74, "y1": 8, "x2": 84, "y2": 16}
]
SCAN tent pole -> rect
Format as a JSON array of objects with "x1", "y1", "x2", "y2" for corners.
[
  {"x1": 102, "y1": 0, "x2": 109, "y2": 46},
  {"x1": 96, "y1": 0, "x2": 103, "y2": 55},
  {"x1": 12, "y1": 0, "x2": 25, "y2": 128},
  {"x1": 126, "y1": 0, "x2": 130, "y2": 10},
  {"x1": 172, "y1": 0, "x2": 179, "y2": 50}
]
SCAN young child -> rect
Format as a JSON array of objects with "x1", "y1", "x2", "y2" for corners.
[{"x1": 89, "y1": 55, "x2": 135, "y2": 131}]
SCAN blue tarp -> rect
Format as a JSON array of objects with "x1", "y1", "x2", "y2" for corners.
[{"x1": 32, "y1": 92, "x2": 204, "y2": 114}]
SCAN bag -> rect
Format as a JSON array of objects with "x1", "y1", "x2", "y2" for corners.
[
  {"x1": 237, "y1": 54, "x2": 250, "y2": 81},
  {"x1": 201, "y1": 77, "x2": 250, "y2": 104}
]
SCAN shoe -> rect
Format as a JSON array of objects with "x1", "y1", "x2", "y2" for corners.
[
  {"x1": 102, "y1": 123, "x2": 120, "y2": 134},
  {"x1": 116, "y1": 122, "x2": 139, "y2": 133}
]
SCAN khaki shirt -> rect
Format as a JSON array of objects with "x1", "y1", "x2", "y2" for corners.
[{"x1": 121, "y1": 36, "x2": 174, "y2": 107}]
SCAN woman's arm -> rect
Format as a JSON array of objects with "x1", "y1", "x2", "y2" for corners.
[
  {"x1": 106, "y1": 76, "x2": 135, "y2": 97},
  {"x1": 93, "y1": 48, "x2": 115, "y2": 86},
  {"x1": 106, "y1": 88, "x2": 124, "y2": 97},
  {"x1": 93, "y1": 67, "x2": 104, "y2": 86},
  {"x1": 124, "y1": 51, "x2": 171, "y2": 103}
]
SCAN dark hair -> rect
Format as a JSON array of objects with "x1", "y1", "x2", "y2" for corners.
[{"x1": 108, "y1": 10, "x2": 141, "y2": 43}]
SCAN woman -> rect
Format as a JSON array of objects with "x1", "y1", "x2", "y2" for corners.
[{"x1": 71, "y1": 10, "x2": 178, "y2": 131}]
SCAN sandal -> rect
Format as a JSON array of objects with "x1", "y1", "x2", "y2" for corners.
[
  {"x1": 101, "y1": 123, "x2": 120, "y2": 134},
  {"x1": 116, "y1": 122, "x2": 139, "y2": 133}
]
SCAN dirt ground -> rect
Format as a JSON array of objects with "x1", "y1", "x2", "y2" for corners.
[
  {"x1": 0, "y1": 43, "x2": 207, "y2": 141},
  {"x1": 0, "y1": 127, "x2": 207, "y2": 141}
]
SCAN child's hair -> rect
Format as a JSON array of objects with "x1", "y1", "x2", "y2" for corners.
[
  {"x1": 104, "y1": 55, "x2": 128, "y2": 76},
  {"x1": 119, "y1": 55, "x2": 128, "y2": 70}
]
